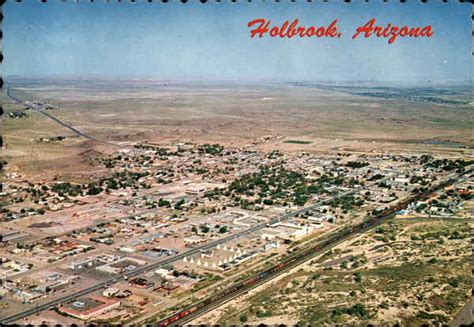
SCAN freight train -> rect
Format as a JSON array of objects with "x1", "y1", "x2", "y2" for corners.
[{"x1": 158, "y1": 168, "x2": 472, "y2": 326}]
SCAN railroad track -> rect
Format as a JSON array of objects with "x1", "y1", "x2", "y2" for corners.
[
  {"x1": 157, "y1": 168, "x2": 472, "y2": 326},
  {"x1": 178, "y1": 213, "x2": 395, "y2": 325},
  {"x1": 0, "y1": 174, "x2": 381, "y2": 324},
  {"x1": 0, "y1": 165, "x2": 469, "y2": 324}
]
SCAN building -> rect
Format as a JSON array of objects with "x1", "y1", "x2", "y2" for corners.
[
  {"x1": 184, "y1": 235, "x2": 204, "y2": 244},
  {"x1": 263, "y1": 241, "x2": 280, "y2": 251},
  {"x1": 95, "y1": 257, "x2": 146, "y2": 275},
  {"x1": 15, "y1": 289, "x2": 43, "y2": 302},
  {"x1": 59, "y1": 295, "x2": 121, "y2": 320},
  {"x1": 0, "y1": 230, "x2": 24, "y2": 243},
  {"x1": 0, "y1": 259, "x2": 31, "y2": 279},
  {"x1": 70, "y1": 258, "x2": 103, "y2": 270},
  {"x1": 119, "y1": 247, "x2": 136, "y2": 254},
  {"x1": 36, "y1": 273, "x2": 80, "y2": 293},
  {"x1": 185, "y1": 185, "x2": 206, "y2": 195},
  {"x1": 70, "y1": 254, "x2": 119, "y2": 270},
  {"x1": 262, "y1": 223, "x2": 314, "y2": 241},
  {"x1": 155, "y1": 268, "x2": 172, "y2": 279},
  {"x1": 307, "y1": 212, "x2": 334, "y2": 224}
]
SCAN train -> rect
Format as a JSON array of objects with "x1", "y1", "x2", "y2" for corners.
[
  {"x1": 157, "y1": 168, "x2": 472, "y2": 326},
  {"x1": 158, "y1": 261, "x2": 289, "y2": 325}
]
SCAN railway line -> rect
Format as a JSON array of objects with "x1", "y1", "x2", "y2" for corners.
[
  {"x1": 0, "y1": 182, "x2": 369, "y2": 324},
  {"x1": 156, "y1": 168, "x2": 472, "y2": 326},
  {"x1": 0, "y1": 168, "x2": 400, "y2": 323},
  {"x1": 0, "y1": 166, "x2": 469, "y2": 324}
]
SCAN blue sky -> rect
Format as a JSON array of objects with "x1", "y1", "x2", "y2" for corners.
[{"x1": 3, "y1": 0, "x2": 471, "y2": 82}]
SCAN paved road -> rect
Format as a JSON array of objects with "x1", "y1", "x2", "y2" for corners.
[
  {"x1": 2, "y1": 169, "x2": 469, "y2": 324},
  {"x1": 450, "y1": 276, "x2": 473, "y2": 327},
  {"x1": 6, "y1": 88, "x2": 119, "y2": 147},
  {"x1": 0, "y1": 144, "x2": 468, "y2": 323},
  {"x1": 450, "y1": 297, "x2": 473, "y2": 327},
  {"x1": 169, "y1": 208, "x2": 414, "y2": 325},
  {"x1": 0, "y1": 182, "x2": 371, "y2": 324},
  {"x1": 159, "y1": 169, "x2": 473, "y2": 325}
]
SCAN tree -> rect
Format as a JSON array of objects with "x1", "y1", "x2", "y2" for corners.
[
  {"x1": 158, "y1": 199, "x2": 171, "y2": 207},
  {"x1": 174, "y1": 198, "x2": 185, "y2": 210},
  {"x1": 448, "y1": 278, "x2": 459, "y2": 288},
  {"x1": 219, "y1": 226, "x2": 228, "y2": 234},
  {"x1": 379, "y1": 302, "x2": 389, "y2": 309},
  {"x1": 87, "y1": 184, "x2": 103, "y2": 195},
  {"x1": 354, "y1": 272, "x2": 362, "y2": 283}
]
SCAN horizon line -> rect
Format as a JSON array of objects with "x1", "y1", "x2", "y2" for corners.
[{"x1": 3, "y1": 75, "x2": 471, "y2": 86}]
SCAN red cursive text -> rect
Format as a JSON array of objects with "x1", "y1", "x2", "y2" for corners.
[
  {"x1": 247, "y1": 18, "x2": 434, "y2": 44},
  {"x1": 247, "y1": 18, "x2": 341, "y2": 39},
  {"x1": 352, "y1": 18, "x2": 434, "y2": 44}
]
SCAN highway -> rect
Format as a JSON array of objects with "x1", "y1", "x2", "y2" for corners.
[
  {"x1": 0, "y1": 177, "x2": 382, "y2": 324},
  {"x1": 157, "y1": 168, "x2": 472, "y2": 325},
  {"x1": 1, "y1": 168, "x2": 470, "y2": 324},
  {"x1": 3, "y1": 87, "x2": 471, "y2": 325},
  {"x1": 169, "y1": 211, "x2": 397, "y2": 326},
  {"x1": 5, "y1": 88, "x2": 119, "y2": 147}
]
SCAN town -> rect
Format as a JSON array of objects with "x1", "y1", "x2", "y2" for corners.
[
  {"x1": 2, "y1": 2, "x2": 472, "y2": 324},
  {"x1": 1, "y1": 140, "x2": 471, "y2": 324}
]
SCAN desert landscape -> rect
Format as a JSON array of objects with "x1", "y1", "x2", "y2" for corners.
[
  {"x1": 2, "y1": 1, "x2": 472, "y2": 325},
  {"x1": 0, "y1": 77, "x2": 472, "y2": 326},
  {"x1": 3, "y1": 78, "x2": 471, "y2": 181}
]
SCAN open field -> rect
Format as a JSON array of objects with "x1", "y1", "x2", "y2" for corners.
[
  {"x1": 195, "y1": 218, "x2": 472, "y2": 326},
  {"x1": 2, "y1": 78, "x2": 471, "y2": 180}
]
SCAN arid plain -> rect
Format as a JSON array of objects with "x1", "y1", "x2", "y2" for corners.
[
  {"x1": 1, "y1": 78, "x2": 472, "y2": 326},
  {"x1": 3, "y1": 78, "x2": 471, "y2": 181}
]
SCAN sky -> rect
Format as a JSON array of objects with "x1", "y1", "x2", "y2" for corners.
[{"x1": 3, "y1": 0, "x2": 471, "y2": 83}]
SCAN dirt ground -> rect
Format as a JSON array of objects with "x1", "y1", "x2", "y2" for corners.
[{"x1": 2, "y1": 80, "x2": 471, "y2": 181}]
